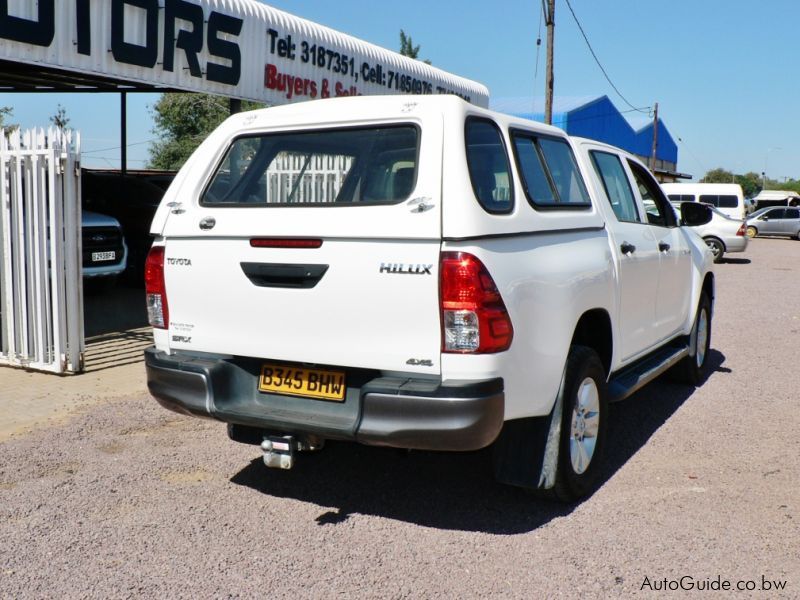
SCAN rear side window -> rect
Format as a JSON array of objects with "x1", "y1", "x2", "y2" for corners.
[
  {"x1": 700, "y1": 194, "x2": 738, "y2": 209},
  {"x1": 201, "y1": 125, "x2": 418, "y2": 205},
  {"x1": 668, "y1": 193, "x2": 695, "y2": 203},
  {"x1": 787, "y1": 208, "x2": 800, "y2": 219},
  {"x1": 465, "y1": 118, "x2": 513, "y2": 213},
  {"x1": 512, "y1": 132, "x2": 591, "y2": 208},
  {"x1": 590, "y1": 151, "x2": 639, "y2": 222}
]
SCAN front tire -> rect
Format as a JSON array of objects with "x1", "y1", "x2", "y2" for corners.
[
  {"x1": 704, "y1": 237, "x2": 725, "y2": 263},
  {"x1": 552, "y1": 345, "x2": 608, "y2": 502},
  {"x1": 673, "y1": 292, "x2": 712, "y2": 385}
]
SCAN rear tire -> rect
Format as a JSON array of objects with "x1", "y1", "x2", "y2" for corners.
[
  {"x1": 704, "y1": 237, "x2": 725, "y2": 263},
  {"x1": 552, "y1": 345, "x2": 608, "y2": 502},
  {"x1": 746, "y1": 226, "x2": 757, "y2": 238},
  {"x1": 673, "y1": 292, "x2": 712, "y2": 386}
]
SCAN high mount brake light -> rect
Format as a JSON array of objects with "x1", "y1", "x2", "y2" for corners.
[
  {"x1": 440, "y1": 252, "x2": 513, "y2": 353},
  {"x1": 145, "y1": 246, "x2": 168, "y2": 329},
  {"x1": 250, "y1": 238, "x2": 323, "y2": 249}
]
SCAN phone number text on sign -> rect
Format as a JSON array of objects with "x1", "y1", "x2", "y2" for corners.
[{"x1": 265, "y1": 28, "x2": 470, "y2": 102}]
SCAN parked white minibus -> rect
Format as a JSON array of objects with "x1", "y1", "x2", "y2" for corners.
[{"x1": 662, "y1": 183, "x2": 746, "y2": 220}]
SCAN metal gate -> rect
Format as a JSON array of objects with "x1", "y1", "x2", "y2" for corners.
[{"x1": 0, "y1": 128, "x2": 84, "y2": 374}]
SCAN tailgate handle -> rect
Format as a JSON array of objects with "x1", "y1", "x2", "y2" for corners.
[{"x1": 240, "y1": 262, "x2": 329, "y2": 289}]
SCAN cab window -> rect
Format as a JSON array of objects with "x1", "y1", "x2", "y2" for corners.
[{"x1": 590, "y1": 151, "x2": 639, "y2": 222}]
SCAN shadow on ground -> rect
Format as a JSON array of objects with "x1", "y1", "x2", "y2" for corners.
[
  {"x1": 83, "y1": 284, "x2": 150, "y2": 371},
  {"x1": 231, "y1": 350, "x2": 727, "y2": 534},
  {"x1": 83, "y1": 283, "x2": 147, "y2": 338}
]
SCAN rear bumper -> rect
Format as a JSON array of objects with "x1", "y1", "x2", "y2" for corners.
[
  {"x1": 144, "y1": 347, "x2": 504, "y2": 451},
  {"x1": 725, "y1": 235, "x2": 748, "y2": 253}
]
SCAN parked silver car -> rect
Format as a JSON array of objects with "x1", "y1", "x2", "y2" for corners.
[
  {"x1": 672, "y1": 202, "x2": 748, "y2": 262},
  {"x1": 82, "y1": 210, "x2": 128, "y2": 291},
  {"x1": 745, "y1": 207, "x2": 800, "y2": 240}
]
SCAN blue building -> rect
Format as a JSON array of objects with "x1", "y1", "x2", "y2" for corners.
[{"x1": 491, "y1": 96, "x2": 689, "y2": 182}]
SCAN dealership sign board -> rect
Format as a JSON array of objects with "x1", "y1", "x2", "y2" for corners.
[{"x1": 0, "y1": 0, "x2": 489, "y2": 107}]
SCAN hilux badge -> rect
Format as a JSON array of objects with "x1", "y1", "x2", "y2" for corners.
[{"x1": 379, "y1": 263, "x2": 433, "y2": 275}]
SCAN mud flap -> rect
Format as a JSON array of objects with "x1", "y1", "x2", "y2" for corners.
[{"x1": 492, "y1": 364, "x2": 567, "y2": 490}]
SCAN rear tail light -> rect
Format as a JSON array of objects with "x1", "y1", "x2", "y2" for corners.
[
  {"x1": 736, "y1": 223, "x2": 746, "y2": 237},
  {"x1": 440, "y1": 252, "x2": 513, "y2": 353},
  {"x1": 144, "y1": 246, "x2": 169, "y2": 329}
]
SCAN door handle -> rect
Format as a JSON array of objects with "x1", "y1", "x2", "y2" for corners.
[
  {"x1": 658, "y1": 242, "x2": 671, "y2": 253},
  {"x1": 620, "y1": 242, "x2": 636, "y2": 255},
  {"x1": 240, "y1": 262, "x2": 329, "y2": 289}
]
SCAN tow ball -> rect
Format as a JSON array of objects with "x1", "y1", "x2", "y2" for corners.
[{"x1": 261, "y1": 435, "x2": 324, "y2": 470}]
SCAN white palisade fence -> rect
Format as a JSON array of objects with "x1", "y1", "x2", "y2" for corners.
[{"x1": 0, "y1": 128, "x2": 84, "y2": 374}]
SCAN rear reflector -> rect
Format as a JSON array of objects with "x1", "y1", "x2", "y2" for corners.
[
  {"x1": 440, "y1": 252, "x2": 513, "y2": 353},
  {"x1": 144, "y1": 246, "x2": 168, "y2": 329},
  {"x1": 250, "y1": 238, "x2": 323, "y2": 249}
]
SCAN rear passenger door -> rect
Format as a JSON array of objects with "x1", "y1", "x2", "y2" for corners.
[
  {"x1": 589, "y1": 150, "x2": 662, "y2": 360},
  {"x1": 785, "y1": 208, "x2": 800, "y2": 236}
]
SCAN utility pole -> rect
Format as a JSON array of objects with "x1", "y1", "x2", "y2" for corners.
[
  {"x1": 544, "y1": 0, "x2": 555, "y2": 125},
  {"x1": 649, "y1": 102, "x2": 659, "y2": 172}
]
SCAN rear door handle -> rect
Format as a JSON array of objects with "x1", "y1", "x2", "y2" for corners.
[
  {"x1": 658, "y1": 242, "x2": 671, "y2": 253},
  {"x1": 240, "y1": 262, "x2": 329, "y2": 289},
  {"x1": 620, "y1": 242, "x2": 636, "y2": 255}
]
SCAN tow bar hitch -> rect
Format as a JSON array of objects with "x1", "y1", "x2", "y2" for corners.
[
  {"x1": 262, "y1": 435, "x2": 296, "y2": 469},
  {"x1": 261, "y1": 434, "x2": 324, "y2": 470}
]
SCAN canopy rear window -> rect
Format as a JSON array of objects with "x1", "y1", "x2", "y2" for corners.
[{"x1": 201, "y1": 125, "x2": 419, "y2": 206}]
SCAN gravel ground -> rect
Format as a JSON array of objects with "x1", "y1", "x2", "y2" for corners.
[{"x1": 1, "y1": 238, "x2": 799, "y2": 598}]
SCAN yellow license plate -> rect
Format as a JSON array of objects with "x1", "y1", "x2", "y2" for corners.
[{"x1": 258, "y1": 363, "x2": 346, "y2": 402}]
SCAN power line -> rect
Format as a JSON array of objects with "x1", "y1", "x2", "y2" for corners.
[
  {"x1": 675, "y1": 136, "x2": 707, "y2": 176},
  {"x1": 532, "y1": 1, "x2": 545, "y2": 112},
  {"x1": 563, "y1": 0, "x2": 649, "y2": 115},
  {"x1": 82, "y1": 139, "x2": 153, "y2": 154}
]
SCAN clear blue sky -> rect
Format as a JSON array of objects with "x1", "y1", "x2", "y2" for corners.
[{"x1": 1, "y1": 0, "x2": 796, "y2": 180}]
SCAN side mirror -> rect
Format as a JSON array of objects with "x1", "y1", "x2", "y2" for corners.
[{"x1": 680, "y1": 201, "x2": 712, "y2": 227}]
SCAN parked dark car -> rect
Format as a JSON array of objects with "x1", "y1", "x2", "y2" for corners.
[{"x1": 82, "y1": 170, "x2": 174, "y2": 284}]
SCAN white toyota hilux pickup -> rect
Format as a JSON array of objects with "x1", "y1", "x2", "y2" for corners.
[{"x1": 144, "y1": 95, "x2": 714, "y2": 501}]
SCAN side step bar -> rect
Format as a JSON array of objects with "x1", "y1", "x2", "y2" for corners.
[{"x1": 608, "y1": 343, "x2": 689, "y2": 403}]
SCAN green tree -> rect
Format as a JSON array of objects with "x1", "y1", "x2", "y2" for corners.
[
  {"x1": 148, "y1": 93, "x2": 262, "y2": 170},
  {"x1": 700, "y1": 167, "x2": 734, "y2": 183},
  {"x1": 50, "y1": 104, "x2": 70, "y2": 130},
  {"x1": 0, "y1": 106, "x2": 15, "y2": 130},
  {"x1": 735, "y1": 172, "x2": 762, "y2": 198},
  {"x1": 701, "y1": 168, "x2": 762, "y2": 198},
  {"x1": 399, "y1": 29, "x2": 431, "y2": 65}
]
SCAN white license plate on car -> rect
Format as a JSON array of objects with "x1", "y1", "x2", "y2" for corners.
[{"x1": 91, "y1": 251, "x2": 115, "y2": 262}]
